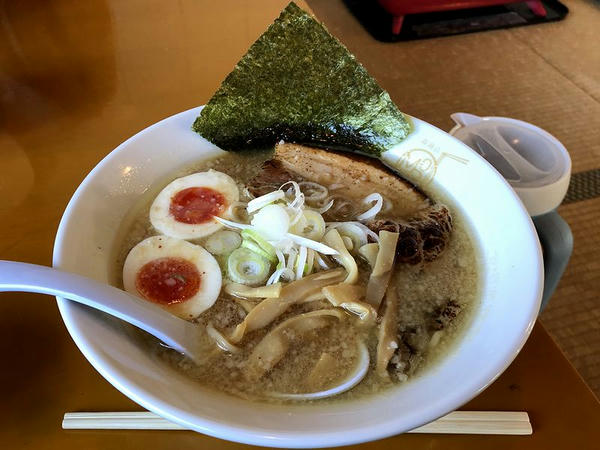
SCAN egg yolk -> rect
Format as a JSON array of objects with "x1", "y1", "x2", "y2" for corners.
[
  {"x1": 169, "y1": 187, "x2": 226, "y2": 224},
  {"x1": 135, "y1": 257, "x2": 201, "y2": 304}
]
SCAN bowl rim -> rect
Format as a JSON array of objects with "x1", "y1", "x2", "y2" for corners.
[{"x1": 53, "y1": 106, "x2": 543, "y2": 448}]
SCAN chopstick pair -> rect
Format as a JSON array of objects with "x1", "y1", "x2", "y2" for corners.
[{"x1": 62, "y1": 410, "x2": 532, "y2": 435}]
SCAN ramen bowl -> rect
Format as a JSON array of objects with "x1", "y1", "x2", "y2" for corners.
[{"x1": 53, "y1": 107, "x2": 542, "y2": 448}]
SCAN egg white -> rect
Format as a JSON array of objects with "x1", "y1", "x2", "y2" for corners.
[
  {"x1": 123, "y1": 235, "x2": 222, "y2": 319},
  {"x1": 150, "y1": 170, "x2": 239, "y2": 239}
]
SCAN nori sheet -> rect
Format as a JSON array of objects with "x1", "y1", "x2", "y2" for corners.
[{"x1": 192, "y1": 2, "x2": 411, "y2": 157}]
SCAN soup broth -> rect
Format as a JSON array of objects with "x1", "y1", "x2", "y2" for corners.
[{"x1": 113, "y1": 149, "x2": 480, "y2": 402}]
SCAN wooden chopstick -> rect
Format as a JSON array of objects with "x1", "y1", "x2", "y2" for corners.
[
  {"x1": 409, "y1": 411, "x2": 532, "y2": 435},
  {"x1": 62, "y1": 411, "x2": 532, "y2": 435}
]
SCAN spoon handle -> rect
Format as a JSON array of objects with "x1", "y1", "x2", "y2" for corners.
[{"x1": 0, "y1": 260, "x2": 199, "y2": 356}]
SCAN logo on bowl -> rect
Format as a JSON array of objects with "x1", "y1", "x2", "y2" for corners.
[{"x1": 395, "y1": 145, "x2": 468, "y2": 186}]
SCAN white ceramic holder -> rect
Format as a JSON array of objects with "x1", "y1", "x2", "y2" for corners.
[{"x1": 450, "y1": 113, "x2": 571, "y2": 217}]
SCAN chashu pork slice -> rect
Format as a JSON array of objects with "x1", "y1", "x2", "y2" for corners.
[
  {"x1": 248, "y1": 142, "x2": 452, "y2": 264},
  {"x1": 251, "y1": 142, "x2": 430, "y2": 218}
]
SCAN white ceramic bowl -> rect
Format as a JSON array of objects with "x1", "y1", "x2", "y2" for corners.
[{"x1": 53, "y1": 107, "x2": 543, "y2": 448}]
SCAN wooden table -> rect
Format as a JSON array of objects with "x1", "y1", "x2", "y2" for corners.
[{"x1": 1, "y1": 1, "x2": 599, "y2": 449}]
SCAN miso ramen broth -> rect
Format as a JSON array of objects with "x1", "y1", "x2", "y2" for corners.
[{"x1": 113, "y1": 148, "x2": 480, "y2": 402}]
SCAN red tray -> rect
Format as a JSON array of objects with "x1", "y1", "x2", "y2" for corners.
[{"x1": 378, "y1": 0, "x2": 546, "y2": 33}]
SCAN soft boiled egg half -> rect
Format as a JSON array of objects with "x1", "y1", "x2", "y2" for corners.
[
  {"x1": 150, "y1": 170, "x2": 239, "y2": 239},
  {"x1": 123, "y1": 235, "x2": 222, "y2": 319}
]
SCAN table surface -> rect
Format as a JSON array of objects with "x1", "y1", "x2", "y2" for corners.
[{"x1": 1, "y1": 0, "x2": 599, "y2": 449}]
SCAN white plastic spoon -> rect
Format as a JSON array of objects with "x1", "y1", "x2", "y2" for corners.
[{"x1": 0, "y1": 260, "x2": 202, "y2": 360}]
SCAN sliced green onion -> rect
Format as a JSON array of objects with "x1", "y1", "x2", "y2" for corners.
[
  {"x1": 214, "y1": 216, "x2": 252, "y2": 231},
  {"x1": 241, "y1": 229, "x2": 277, "y2": 259},
  {"x1": 295, "y1": 246, "x2": 308, "y2": 280},
  {"x1": 267, "y1": 268, "x2": 284, "y2": 285},
  {"x1": 227, "y1": 248, "x2": 271, "y2": 286},
  {"x1": 356, "y1": 193, "x2": 384, "y2": 221},
  {"x1": 267, "y1": 267, "x2": 295, "y2": 285},
  {"x1": 315, "y1": 253, "x2": 331, "y2": 270},
  {"x1": 280, "y1": 181, "x2": 304, "y2": 209},
  {"x1": 289, "y1": 211, "x2": 308, "y2": 235},
  {"x1": 241, "y1": 240, "x2": 277, "y2": 263},
  {"x1": 286, "y1": 233, "x2": 338, "y2": 256},
  {"x1": 247, "y1": 190, "x2": 285, "y2": 213},
  {"x1": 275, "y1": 249, "x2": 286, "y2": 270},
  {"x1": 287, "y1": 206, "x2": 305, "y2": 226},
  {"x1": 315, "y1": 199, "x2": 334, "y2": 214},
  {"x1": 298, "y1": 210, "x2": 326, "y2": 241},
  {"x1": 204, "y1": 230, "x2": 242, "y2": 255},
  {"x1": 273, "y1": 238, "x2": 294, "y2": 253}
]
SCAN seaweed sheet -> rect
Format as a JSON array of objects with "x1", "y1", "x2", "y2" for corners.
[{"x1": 192, "y1": 2, "x2": 411, "y2": 157}]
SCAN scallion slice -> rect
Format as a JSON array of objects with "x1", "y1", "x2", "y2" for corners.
[
  {"x1": 241, "y1": 229, "x2": 277, "y2": 259},
  {"x1": 204, "y1": 230, "x2": 242, "y2": 255},
  {"x1": 247, "y1": 190, "x2": 285, "y2": 213},
  {"x1": 241, "y1": 239, "x2": 277, "y2": 263},
  {"x1": 286, "y1": 233, "x2": 338, "y2": 255},
  {"x1": 227, "y1": 248, "x2": 271, "y2": 286}
]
